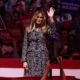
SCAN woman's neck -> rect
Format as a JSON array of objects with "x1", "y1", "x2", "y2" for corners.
[{"x1": 35, "y1": 24, "x2": 42, "y2": 28}]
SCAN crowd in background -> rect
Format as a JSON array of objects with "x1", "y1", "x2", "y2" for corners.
[{"x1": 0, "y1": 0, "x2": 80, "y2": 59}]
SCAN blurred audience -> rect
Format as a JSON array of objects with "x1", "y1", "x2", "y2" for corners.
[{"x1": 0, "y1": 0, "x2": 80, "y2": 59}]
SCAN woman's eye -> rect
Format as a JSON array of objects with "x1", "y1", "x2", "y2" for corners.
[{"x1": 37, "y1": 16, "x2": 43, "y2": 18}]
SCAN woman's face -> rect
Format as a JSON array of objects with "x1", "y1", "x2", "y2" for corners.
[{"x1": 36, "y1": 13, "x2": 44, "y2": 25}]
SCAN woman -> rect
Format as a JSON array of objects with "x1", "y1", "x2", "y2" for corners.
[{"x1": 22, "y1": 7, "x2": 56, "y2": 77}]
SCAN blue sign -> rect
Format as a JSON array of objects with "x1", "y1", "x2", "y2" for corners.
[{"x1": 58, "y1": 0, "x2": 80, "y2": 13}]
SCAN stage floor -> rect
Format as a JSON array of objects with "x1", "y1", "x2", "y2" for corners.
[{"x1": 0, "y1": 58, "x2": 80, "y2": 79}]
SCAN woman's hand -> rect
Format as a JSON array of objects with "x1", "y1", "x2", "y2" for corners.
[
  {"x1": 23, "y1": 62, "x2": 28, "y2": 70},
  {"x1": 47, "y1": 7, "x2": 55, "y2": 23},
  {"x1": 47, "y1": 7, "x2": 55, "y2": 18}
]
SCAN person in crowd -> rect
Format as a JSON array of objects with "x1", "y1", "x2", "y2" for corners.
[
  {"x1": 0, "y1": 42, "x2": 19, "y2": 58},
  {"x1": 16, "y1": 0, "x2": 26, "y2": 16},
  {"x1": 0, "y1": 0, "x2": 6, "y2": 18},
  {"x1": 22, "y1": 7, "x2": 56, "y2": 77}
]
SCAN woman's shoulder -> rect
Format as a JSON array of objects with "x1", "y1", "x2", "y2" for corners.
[{"x1": 25, "y1": 26, "x2": 31, "y2": 33}]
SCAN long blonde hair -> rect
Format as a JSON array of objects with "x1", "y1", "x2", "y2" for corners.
[{"x1": 26, "y1": 10, "x2": 47, "y2": 33}]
